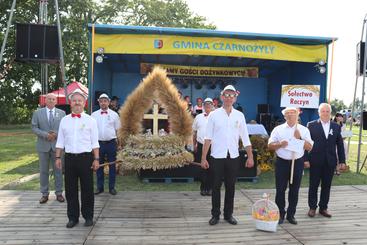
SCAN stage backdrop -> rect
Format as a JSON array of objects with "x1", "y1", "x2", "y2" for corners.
[{"x1": 89, "y1": 25, "x2": 335, "y2": 125}]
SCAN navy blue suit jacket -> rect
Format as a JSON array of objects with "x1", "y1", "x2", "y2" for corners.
[{"x1": 305, "y1": 120, "x2": 345, "y2": 167}]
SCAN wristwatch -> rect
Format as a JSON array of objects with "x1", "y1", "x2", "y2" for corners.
[{"x1": 94, "y1": 158, "x2": 100, "y2": 161}]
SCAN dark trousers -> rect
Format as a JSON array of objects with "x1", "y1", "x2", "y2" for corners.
[
  {"x1": 275, "y1": 157, "x2": 304, "y2": 218},
  {"x1": 308, "y1": 160, "x2": 335, "y2": 210},
  {"x1": 194, "y1": 143, "x2": 212, "y2": 191},
  {"x1": 65, "y1": 152, "x2": 94, "y2": 222},
  {"x1": 96, "y1": 140, "x2": 117, "y2": 191},
  {"x1": 210, "y1": 156, "x2": 240, "y2": 218}
]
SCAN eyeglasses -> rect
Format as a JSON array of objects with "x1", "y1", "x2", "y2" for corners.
[{"x1": 223, "y1": 93, "x2": 237, "y2": 98}]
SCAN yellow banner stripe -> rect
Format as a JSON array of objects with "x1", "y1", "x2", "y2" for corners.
[
  {"x1": 140, "y1": 63, "x2": 259, "y2": 78},
  {"x1": 94, "y1": 34, "x2": 327, "y2": 63}
]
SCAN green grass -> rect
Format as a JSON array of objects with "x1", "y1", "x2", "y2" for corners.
[
  {"x1": 348, "y1": 124, "x2": 367, "y2": 142},
  {"x1": 0, "y1": 124, "x2": 31, "y2": 131},
  {"x1": 0, "y1": 127, "x2": 39, "y2": 187},
  {"x1": 1, "y1": 125, "x2": 367, "y2": 192}
]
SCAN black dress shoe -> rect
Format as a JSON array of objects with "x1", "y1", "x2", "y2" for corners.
[
  {"x1": 84, "y1": 219, "x2": 93, "y2": 227},
  {"x1": 224, "y1": 216, "x2": 238, "y2": 225},
  {"x1": 319, "y1": 209, "x2": 332, "y2": 218},
  {"x1": 66, "y1": 220, "x2": 78, "y2": 228},
  {"x1": 56, "y1": 194, "x2": 65, "y2": 203},
  {"x1": 94, "y1": 189, "x2": 104, "y2": 195},
  {"x1": 109, "y1": 189, "x2": 117, "y2": 195},
  {"x1": 286, "y1": 217, "x2": 298, "y2": 225},
  {"x1": 200, "y1": 190, "x2": 206, "y2": 196},
  {"x1": 279, "y1": 213, "x2": 285, "y2": 224},
  {"x1": 206, "y1": 190, "x2": 212, "y2": 196},
  {"x1": 308, "y1": 209, "x2": 316, "y2": 217},
  {"x1": 209, "y1": 217, "x2": 219, "y2": 225},
  {"x1": 39, "y1": 196, "x2": 48, "y2": 204}
]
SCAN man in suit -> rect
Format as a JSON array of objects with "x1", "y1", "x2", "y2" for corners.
[
  {"x1": 31, "y1": 93, "x2": 66, "y2": 204},
  {"x1": 305, "y1": 103, "x2": 346, "y2": 218}
]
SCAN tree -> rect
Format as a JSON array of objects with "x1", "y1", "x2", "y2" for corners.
[
  {"x1": 0, "y1": 1, "x2": 43, "y2": 124},
  {"x1": 349, "y1": 97, "x2": 367, "y2": 113},
  {"x1": 117, "y1": 0, "x2": 216, "y2": 29},
  {"x1": 0, "y1": 0, "x2": 215, "y2": 124},
  {"x1": 330, "y1": 98, "x2": 347, "y2": 115}
]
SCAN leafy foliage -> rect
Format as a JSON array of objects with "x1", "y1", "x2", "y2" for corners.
[
  {"x1": 250, "y1": 135, "x2": 276, "y2": 173},
  {"x1": 330, "y1": 98, "x2": 347, "y2": 115},
  {"x1": 0, "y1": 0, "x2": 215, "y2": 124}
]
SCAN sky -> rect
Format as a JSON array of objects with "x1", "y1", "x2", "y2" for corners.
[{"x1": 185, "y1": 0, "x2": 367, "y2": 105}]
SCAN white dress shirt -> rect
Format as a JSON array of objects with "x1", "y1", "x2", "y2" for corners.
[
  {"x1": 205, "y1": 107, "x2": 251, "y2": 159},
  {"x1": 56, "y1": 112, "x2": 99, "y2": 153},
  {"x1": 268, "y1": 122, "x2": 313, "y2": 160},
  {"x1": 91, "y1": 108, "x2": 120, "y2": 141},
  {"x1": 192, "y1": 112, "x2": 210, "y2": 144},
  {"x1": 46, "y1": 107, "x2": 55, "y2": 121},
  {"x1": 321, "y1": 120, "x2": 330, "y2": 139}
]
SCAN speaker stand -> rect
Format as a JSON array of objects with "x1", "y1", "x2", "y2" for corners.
[
  {"x1": 0, "y1": 0, "x2": 68, "y2": 103},
  {"x1": 0, "y1": 0, "x2": 16, "y2": 65},
  {"x1": 54, "y1": 0, "x2": 68, "y2": 104},
  {"x1": 355, "y1": 15, "x2": 367, "y2": 173},
  {"x1": 360, "y1": 153, "x2": 367, "y2": 173},
  {"x1": 39, "y1": 0, "x2": 48, "y2": 94}
]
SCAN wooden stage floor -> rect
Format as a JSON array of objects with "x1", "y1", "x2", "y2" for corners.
[{"x1": 0, "y1": 186, "x2": 367, "y2": 245}]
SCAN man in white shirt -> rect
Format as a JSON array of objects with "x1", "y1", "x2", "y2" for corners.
[
  {"x1": 268, "y1": 107, "x2": 313, "y2": 225},
  {"x1": 193, "y1": 98, "x2": 214, "y2": 196},
  {"x1": 92, "y1": 93, "x2": 121, "y2": 195},
  {"x1": 201, "y1": 85, "x2": 254, "y2": 226},
  {"x1": 305, "y1": 103, "x2": 345, "y2": 218},
  {"x1": 31, "y1": 93, "x2": 65, "y2": 204},
  {"x1": 55, "y1": 89, "x2": 100, "y2": 228},
  {"x1": 193, "y1": 97, "x2": 203, "y2": 116}
]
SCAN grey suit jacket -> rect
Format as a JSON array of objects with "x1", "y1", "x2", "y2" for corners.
[{"x1": 31, "y1": 107, "x2": 66, "y2": 152}]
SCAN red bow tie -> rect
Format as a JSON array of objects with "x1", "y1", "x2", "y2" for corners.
[
  {"x1": 71, "y1": 113, "x2": 81, "y2": 118},
  {"x1": 101, "y1": 111, "x2": 108, "y2": 115}
]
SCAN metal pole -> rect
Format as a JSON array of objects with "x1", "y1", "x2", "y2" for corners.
[
  {"x1": 39, "y1": 0, "x2": 44, "y2": 95},
  {"x1": 44, "y1": 0, "x2": 48, "y2": 93},
  {"x1": 39, "y1": 1, "x2": 43, "y2": 22},
  {"x1": 348, "y1": 51, "x2": 359, "y2": 161},
  {"x1": 357, "y1": 16, "x2": 367, "y2": 173},
  {"x1": 358, "y1": 18, "x2": 367, "y2": 173},
  {"x1": 0, "y1": 0, "x2": 17, "y2": 64},
  {"x1": 54, "y1": 0, "x2": 68, "y2": 104},
  {"x1": 39, "y1": 0, "x2": 49, "y2": 94}
]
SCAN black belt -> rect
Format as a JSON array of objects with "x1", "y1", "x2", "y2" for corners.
[
  {"x1": 99, "y1": 139, "x2": 116, "y2": 144},
  {"x1": 65, "y1": 152, "x2": 92, "y2": 157},
  {"x1": 277, "y1": 156, "x2": 303, "y2": 162}
]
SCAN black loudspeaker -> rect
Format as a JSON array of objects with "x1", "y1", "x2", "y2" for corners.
[
  {"x1": 16, "y1": 23, "x2": 59, "y2": 63},
  {"x1": 259, "y1": 113, "x2": 272, "y2": 132},
  {"x1": 363, "y1": 111, "x2": 367, "y2": 130},
  {"x1": 257, "y1": 104, "x2": 269, "y2": 114},
  {"x1": 357, "y1": 42, "x2": 366, "y2": 76}
]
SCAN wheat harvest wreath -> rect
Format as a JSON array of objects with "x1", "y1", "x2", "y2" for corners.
[{"x1": 116, "y1": 67, "x2": 194, "y2": 170}]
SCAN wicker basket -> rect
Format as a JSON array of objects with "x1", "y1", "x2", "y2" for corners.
[
  {"x1": 252, "y1": 194, "x2": 279, "y2": 232},
  {"x1": 254, "y1": 219, "x2": 278, "y2": 232}
]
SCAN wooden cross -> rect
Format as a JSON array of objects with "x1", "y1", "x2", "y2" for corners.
[{"x1": 143, "y1": 103, "x2": 168, "y2": 136}]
